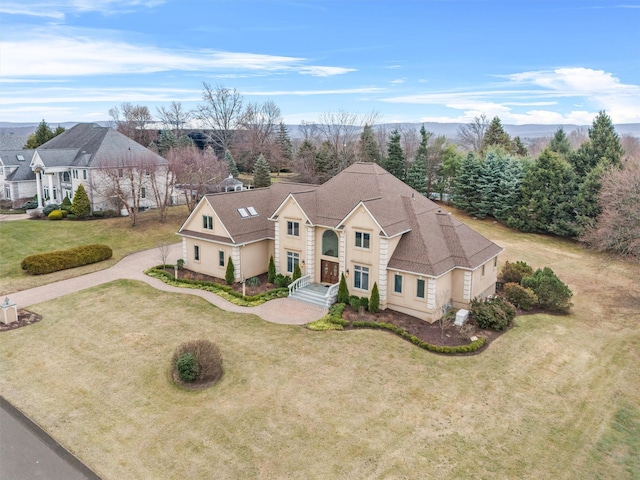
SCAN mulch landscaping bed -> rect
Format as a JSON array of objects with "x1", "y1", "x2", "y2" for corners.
[
  {"x1": 168, "y1": 269, "x2": 276, "y2": 295},
  {"x1": 342, "y1": 306, "x2": 505, "y2": 348},
  {"x1": 0, "y1": 309, "x2": 43, "y2": 332}
]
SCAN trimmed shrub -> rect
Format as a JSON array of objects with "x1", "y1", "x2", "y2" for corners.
[
  {"x1": 172, "y1": 340, "x2": 223, "y2": 386},
  {"x1": 499, "y1": 260, "x2": 534, "y2": 284},
  {"x1": 21, "y1": 244, "x2": 113, "y2": 275},
  {"x1": 471, "y1": 296, "x2": 516, "y2": 331},
  {"x1": 19, "y1": 198, "x2": 39, "y2": 210},
  {"x1": 48, "y1": 209, "x2": 64, "y2": 220},
  {"x1": 43, "y1": 203, "x2": 60, "y2": 216},
  {"x1": 91, "y1": 209, "x2": 119, "y2": 218},
  {"x1": 369, "y1": 282, "x2": 380, "y2": 313},
  {"x1": 176, "y1": 258, "x2": 184, "y2": 269},
  {"x1": 267, "y1": 255, "x2": 276, "y2": 283},
  {"x1": 503, "y1": 282, "x2": 538, "y2": 311},
  {"x1": 522, "y1": 267, "x2": 573, "y2": 313},
  {"x1": 225, "y1": 257, "x2": 235, "y2": 285},
  {"x1": 292, "y1": 263, "x2": 302, "y2": 281},
  {"x1": 274, "y1": 274, "x2": 292, "y2": 288},
  {"x1": 246, "y1": 276, "x2": 260, "y2": 286},
  {"x1": 337, "y1": 273, "x2": 349, "y2": 304},
  {"x1": 349, "y1": 295, "x2": 360, "y2": 311},
  {"x1": 71, "y1": 184, "x2": 91, "y2": 218}
]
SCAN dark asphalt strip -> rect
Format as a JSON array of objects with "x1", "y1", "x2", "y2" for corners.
[{"x1": 0, "y1": 396, "x2": 102, "y2": 480}]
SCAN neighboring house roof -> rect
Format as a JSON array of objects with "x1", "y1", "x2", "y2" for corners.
[
  {"x1": 36, "y1": 123, "x2": 167, "y2": 169},
  {"x1": 0, "y1": 149, "x2": 36, "y2": 181},
  {"x1": 217, "y1": 175, "x2": 243, "y2": 188},
  {"x1": 181, "y1": 162, "x2": 502, "y2": 275}
]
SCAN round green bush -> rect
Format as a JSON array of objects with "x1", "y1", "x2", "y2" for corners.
[
  {"x1": 172, "y1": 340, "x2": 223, "y2": 387},
  {"x1": 48, "y1": 209, "x2": 64, "y2": 220},
  {"x1": 503, "y1": 282, "x2": 538, "y2": 310},
  {"x1": 471, "y1": 296, "x2": 516, "y2": 331}
]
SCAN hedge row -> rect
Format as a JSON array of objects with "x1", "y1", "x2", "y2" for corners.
[
  {"x1": 145, "y1": 267, "x2": 289, "y2": 306},
  {"x1": 21, "y1": 244, "x2": 113, "y2": 275},
  {"x1": 307, "y1": 303, "x2": 486, "y2": 354}
]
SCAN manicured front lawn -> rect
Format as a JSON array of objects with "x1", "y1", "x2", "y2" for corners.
[{"x1": 0, "y1": 205, "x2": 188, "y2": 294}]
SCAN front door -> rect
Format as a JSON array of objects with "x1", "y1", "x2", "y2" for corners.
[{"x1": 321, "y1": 260, "x2": 339, "y2": 284}]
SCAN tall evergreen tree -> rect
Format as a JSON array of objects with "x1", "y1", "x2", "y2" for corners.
[
  {"x1": 252, "y1": 154, "x2": 272, "y2": 188},
  {"x1": 316, "y1": 141, "x2": 339, "y2": 184},
  {"x1": 508, "y1": 149, "x2": 579, "y2": 237},
  {"x1": 405, "y1": 156, "x2": 427, "y2": 195},
  {"x1": 71, "y1": 184, "x2": 91, "y2": 218},
  {"x1": 275, "y1": 121, "x2": 294, "y2": 174},
  {"x1": 359, "y1": 124, "x2": 382, "y2": 164},
  {"x1": 481, "y1": 116, "x2": 512, "y2": 153},
  {"x1": 512, "y1": 136, "x2": 528, "y2": 156},
  {"x1": 224, "y1": 150, "x2": 240, "y2": 177},
  {"x1": 24, "y1": 120, "x2": 65, "y2": 149},
  {"x1": 570, "y1": 111, "x2": 624, "y2": 177},
  {"x1": 295, "y1": 139, "x2": 318, "y2": 183},
  {"x1": 384, "y1": 129, "x2": 405, "y2": 180},
  {"x1": 453, "y1": 153, "x2": 482, "y2": 213},
  {"x1": 434, "y1": 144, "x2": 463, "y2": 201},
  {"x1": 548, "y1": 127, "x2": 571, "y2": 156}
]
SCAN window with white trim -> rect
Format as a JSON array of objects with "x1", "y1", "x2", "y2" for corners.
[
  {"x1": 194, "y1": 245, "x2": 200, "y2": 261},
  {"x1": 287, "y1": 251, "x2": 299, "y2": 273},
  {"x1": 203, "y1": 215, "x2": 213, "y2": 230},
  {"x1": 219, "y1": 250, "x2": 225, "y2": 267},
  {"x1": 141, "y1": 187, "x2": 146, "y2": 199},
  {"x1": 416, "y1": 278, "x2": 425, "y2": 299},
  {"x1": 83, "y1": 170, "x2": 87, "y2": 180},
  {"x1": 287, "y1": 221, "x2": 300, "y2": 237},
  {"x1": 354, "y1": 265, "x2": 369, "y2": 291},
  {"x1": 394, "y1": 274, "x2": 403, "y2": 294},
  {"x1": 355, "y1": 231, "x2": 370, "y2": 249}
]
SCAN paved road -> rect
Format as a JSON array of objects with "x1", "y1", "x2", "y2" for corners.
[{"x1": 0, "y1": 397, "x2": 102, "y2": 480}]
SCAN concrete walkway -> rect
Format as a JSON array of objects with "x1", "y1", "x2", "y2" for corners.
[{"x1": 10, "y1": 243, "x2": 327, "y2": 325}]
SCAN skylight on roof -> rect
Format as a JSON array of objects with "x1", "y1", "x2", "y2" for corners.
[
  {"x1": 238, "y1": 208, "x2": 249, "y2": 218},
  {"x1": 247, "y1": 206, "x2": 258, "y2": 216},
  {"x1": 16, "y1": 155, "x2": 24, "y2": 161}
]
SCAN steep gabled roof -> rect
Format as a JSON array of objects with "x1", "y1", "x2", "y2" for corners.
[
  {"x1": 0, "y1": 150, "x2": 35, "y2": 181},
  {"x1": 36, "y1": 123, "x2": 166, "y2": 168}
]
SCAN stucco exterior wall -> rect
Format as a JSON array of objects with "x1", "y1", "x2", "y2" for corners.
[
  {"x1": 470, "y1": 256, "x2": 499, "y2": 299},
  {"x1": 342, "y1": 205, "x2": 380, "y2": 296},
  {"x1": 239, "y1": 240, "x2": 272, "y2": 280},
  {"x1": 275, "y1": 198, "x2": 308, "y2": 276},
  {"x1": 183, "y1": 236, "x2": 233, "y2": 278}
]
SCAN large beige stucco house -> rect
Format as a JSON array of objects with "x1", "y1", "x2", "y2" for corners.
[
  {"x1": 177, "y1": 162, "x2": 502, "y2": 322},
  {"x1": 0, "y1": 123, "x2": 169, "y2": 212}
]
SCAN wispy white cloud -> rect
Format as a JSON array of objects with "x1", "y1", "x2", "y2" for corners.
[
  {"x1": 1, "y1": 30, "x2": 354, "y2": 78},
  {"x1": 0, "y1": 0, "x2": 165, "y2": 18},
  {"x1": 244, "y1": 87, "x2": 384, "y2": 96}
]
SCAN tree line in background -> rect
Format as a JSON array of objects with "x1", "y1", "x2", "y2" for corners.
[{"x1": 31, "y1": 82, "x2": 639, "y2": 259}]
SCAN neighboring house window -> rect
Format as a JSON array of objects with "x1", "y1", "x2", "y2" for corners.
[
  {"x1": 322, "y1": 230, "x2": 338, "y2": 257},
  {"x1": 4, "y1": 186, "x2": 11, "y2": 199},
  {"x1": 83, "y1": 170, "x2": 87, "y2": 180},
  {"x1": 62, "y1": 172, "x2": 70, "y2": 182},
  {"x1": 52, "y1": 187, "x2": 57, "y2": 200},
  {"x1": 416, "y1": 278, "x2": 425, "y2": 299},
  {"x1": 73, "y1": 170, "x2": 78, "y2": 179},
  {"x1": 394, "y1": 274, "x2": 403, "y2": 294},
  {"x1": 354, "y1": 265, "x2": 369, "y2": 291},
  {"x1": 355, "y1": 231, "x2": 370, "y2": 249},
  {"x1": 219, "y1": 251, "x2": 224, "y2": 267},
  {"x1": 494, "y1": 257, "x2": 498, "y2": 268},
  {"x1": 287, "y1": 251, "x2": 299, "y2": 273},
  {"x1": 287, "y1": 221, "x2": 300, "y2": 237},
  {"x1": 481, "y1": 264, "x2": 485, "y2": 276},
  {"x1": 202, "y1": 215, "x2": 213, "y2": 230},
  {"x1": 141, "y1": 187, "x2": 146, "y2": 199},
  {"x1": 194, "y1": 245, "x2": 200, "y2": 261},
  {"x1": 118, "y1": 169, "x2": 123, "y2": 178}
]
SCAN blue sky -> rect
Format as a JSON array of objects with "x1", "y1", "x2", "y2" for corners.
[{"x1": 1, "y1": 0, "x2": 639, "y2": 125}]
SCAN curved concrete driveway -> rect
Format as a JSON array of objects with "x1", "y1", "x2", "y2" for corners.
[{"x1": 10, "y1": 243, "x2": 327, "y2": 325}]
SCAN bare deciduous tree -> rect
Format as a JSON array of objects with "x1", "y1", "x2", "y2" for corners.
[
  {"x1": 109, "y1": 102, "x2": 157, "y2": 147},
  {"x1": 157, "y1": 101, "x2": 192, "y2": 137},
  {"x1": 435, "y1": 289, "x2": 452, "y2": 343},
  {"x1": 236, "y1": 100, "x2": 282, "y2": 171},
  {"x1": 457, "y1": 114, "x2": 488, "y2": 153},
  {"x1": 168, "y1": 146, "x2": 228, "y2": 212},
  {"x1": 196, "y1": 83, "x2": 244, "y2": 153}
]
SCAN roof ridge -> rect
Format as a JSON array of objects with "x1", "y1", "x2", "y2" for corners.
[{"x1": 401, "y1": 196, "x2": 432, "y2": 266}]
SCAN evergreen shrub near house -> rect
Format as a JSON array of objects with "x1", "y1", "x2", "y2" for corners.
[
  {"x1": 225, "y1": 258, "x2": 235, "y2": 285},
  {"x1": 267, "y1": 256, "x2": 276, "y2": 283},
  {"x1": 499, "y1": 260, "x2": 534, "y2": 284},
  {"x1": 91, "y1": 210, "x2": 119, "y2": 218},
  {"x1": 246, "y1": 276, "x2": 260, "y2": 286},
  {"x1": 172, "y1": 340, "x2": 223, "y2": 386},
  {"x1": 60, "y1": 196, "x2": 72, "y2": 212},
  {"x1": 292, "y1": 263, "x2": 302, "y2": 281},
  {"x1": 369, "y1": 282, "x2": 380, "y2": 313},
  {"x1": 337, "y1": 273, "x2": 349, "y2": 304},
  {"x1": 470, "y1": 296, "x2": 516, "y2": 331},
  {"x1": 48, "y1": 209, "x2": 64, "y2": 220},
  {"x1": 71, "y1": 184, "x2": 91, "y2": 218},
  {"x1": 274, "y1": 274, "x2": 292, "y2": 288},
  {"x1": 503, "y1": 282, "x2": 538, "y2": 311},
  {"x1": 43, "y1": 203, "x2": 60, "y2": 216},
  {"x1": 349, "y1": 295, "x2": 361, "y2": 311},
  {"x1": 521, "y1": 267, "x2": 573, "y2": 313},
  {"x1": 21, "y1": 244, "x2": 113, "y2": 275}
]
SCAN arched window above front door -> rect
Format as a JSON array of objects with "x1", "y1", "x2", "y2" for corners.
[{"x1": 322, "y1": 230, "x2": 338, "y2": 257}]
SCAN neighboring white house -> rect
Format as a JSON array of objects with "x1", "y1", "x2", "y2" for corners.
[
  {"x1": 178, "y1": 162, "x2": 503, "y2": 322},
  {"x1": 0, "y1": 123, "x2": 170, "y2": 211}
]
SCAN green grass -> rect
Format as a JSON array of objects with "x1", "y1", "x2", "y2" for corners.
[
  {"x1": 0, "y1": 205, "x2": 187, "y2": 294},
  {"x1": 1, "y1": 207, "x2": 639, "y2": 479}
]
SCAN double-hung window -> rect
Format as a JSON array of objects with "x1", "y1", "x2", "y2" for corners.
[
  {"x1": 287, "y1": 221, "x2": 300, "y2": 237},
  {"x1": 394, "y1": 274, "x2": 403, "y2": 294},
  {"x1": 287, "y1": 251, "x2": 299, "y2": 273},
  {"x1": 354, "y1": 265, "x2": 369, "y2": 291},
  {"x1": 141, "y1": 187, "x2": 146, "y2": 199},
  {"x1": 355, "y1": 231, "x2": 370, "y2": 249},
  {"x1": 203, "y1": 215, "x2": 213, "y2": 230},
  {"x1": 219, "y1": 251, "x2": 225, "y2": 267},
  {"x1": 416, "y1": 278, "x2": 425, "y2": 299}
]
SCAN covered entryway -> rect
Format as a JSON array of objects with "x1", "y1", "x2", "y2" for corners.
[{"x1": 321, "y1": 259, "x2": 339, "y2": 284}]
